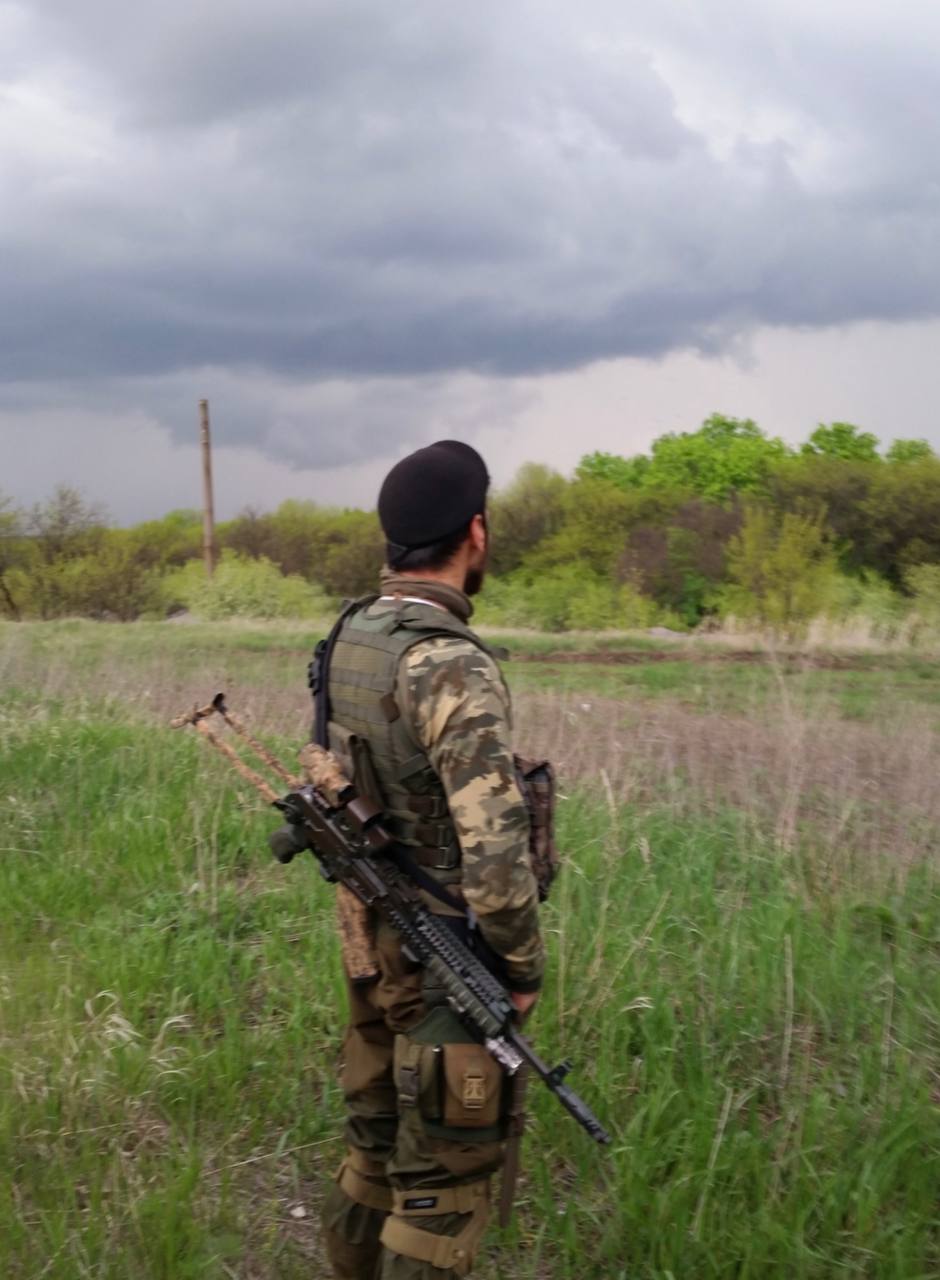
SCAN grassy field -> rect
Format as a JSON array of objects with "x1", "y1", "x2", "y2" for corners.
[{"x1": 2, "y1": 620, "x2": 940, "y2": 1278}]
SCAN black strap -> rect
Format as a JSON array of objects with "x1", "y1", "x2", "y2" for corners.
[
  {"x1": 386, "y1": 843, "x2": 509, "y2": 983},
  {"x1": 385, "y1": 843, "x2": 466, "y2": 915}
]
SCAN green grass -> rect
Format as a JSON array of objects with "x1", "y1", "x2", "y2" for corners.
[{"x1": 3, "y1": 623, "x2": 940, "y2": 1277}]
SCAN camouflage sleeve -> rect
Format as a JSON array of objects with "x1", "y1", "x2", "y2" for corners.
[{"x1": 398, "y1": 637, "x2": 544, "y2": 992}]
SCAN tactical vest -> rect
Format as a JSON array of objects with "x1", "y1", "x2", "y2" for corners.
[{"x1": 326, "y1": 597, "x2": 501, "y2": 892}]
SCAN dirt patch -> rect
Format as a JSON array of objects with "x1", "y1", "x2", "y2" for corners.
[
  {"x1": 514, "y1": 649, "x2": 677, "y2": 666},
  {"x1": 513, "y1": 648, "x2": 886, "y2": 670}
]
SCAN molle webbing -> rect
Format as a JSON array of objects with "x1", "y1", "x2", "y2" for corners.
[{"x1": 326, "y1": 600, "x2": 493, "y2": 877}]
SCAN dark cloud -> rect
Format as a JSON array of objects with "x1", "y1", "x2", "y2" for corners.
[{"x1": 2, "y1": 0, "x2": 940, "y2": 468}]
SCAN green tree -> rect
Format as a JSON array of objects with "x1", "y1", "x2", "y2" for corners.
[
  {"x1": 4, "y1": 530, "x2": 166, "y2": 620},
  {"x1": 533, "y1": 479, "x2": 682, "y2": 577},
  {"x1": 128, "y1": 510, "x2": 202, "y2": 570},
  {"x1": 222, "y1": 500, "x2": 322, "y2": 578},
  {"x1": 886, "y1": 438, "x2": 935, "y2": 464},
  {"x1": 721, "y1": 506, "x2": 839, "y2": 632},
  {"x1": 0, "y1": 493, "x2": 25, "y2": 619},
  {"x1": 19, "y1": 487, "x2": 109, "y2": 618},
  {"x1": 620, "y1": 499, "x2": 742, "y2": 624},
  {"x1": 488, "y1": 463, "x2": 568, "y2": 575},
  {"x1": 769, "y1": 454, "x2": 881, "y2": 575},
  {"x1": 221, "y1": 501, "x2": 384, "y2": 594},
  {"x1": 50, "y1": 535, "x2": 165, "y2": 619},
  {"x1": 861, "y1": 457, "x2": 940, "y2": 581},
  {"x1": 28, "y1": 485, "x2": 107, "y2": 563},
  {"x1": 220, "y1": 506, "x2": 280, "y2": 563},
  {"x1": 316, "y1": 510, "x2": 384, "y2": 597},
  {"x1": 575, "y1": 452, "x2": 650, "y2": 491},
  {"x1": 801, "y1": 422, "x2": 880, "y2": 462},
  {"x1": 642, "y1": 414, "x2": 791, "y2": 501}
]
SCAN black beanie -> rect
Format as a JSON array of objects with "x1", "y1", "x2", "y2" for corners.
[{"x1": 378, "y1": 440, "x2": 489, "y2": 551}]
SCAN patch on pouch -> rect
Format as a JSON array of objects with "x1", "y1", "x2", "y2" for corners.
[
  {"x1": 462, "y1": 1070, "x2": 486, "y2": 1109},
  {"x1": 404, "y1": 1196, "x2": 438, "y2": 1210}
]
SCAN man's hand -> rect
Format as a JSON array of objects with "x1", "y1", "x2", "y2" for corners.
[{"x1": 510, "y1": 990, "x2": 539, "y2": 1018}]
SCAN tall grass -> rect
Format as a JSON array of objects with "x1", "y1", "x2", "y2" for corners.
[{"x1": 2, "y1": 623, "x2": 939, "y2": 1277}]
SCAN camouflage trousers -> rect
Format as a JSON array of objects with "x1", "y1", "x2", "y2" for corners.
[{"x1": 322, "y1": 919, "x2": 508, "y2": 1279}]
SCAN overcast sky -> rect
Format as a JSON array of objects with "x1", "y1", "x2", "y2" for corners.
[{"x1": 2, "y1": 0, "x2": 940, "y2": 520}]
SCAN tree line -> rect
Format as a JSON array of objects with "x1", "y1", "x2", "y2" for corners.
[{"x1": 3, "y1": 415, "x2": 940, "y2": 632}]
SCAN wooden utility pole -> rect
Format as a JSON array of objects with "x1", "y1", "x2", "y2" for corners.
[{"x1": 199, "y1": 398, "x2": 217, "y2": 578}]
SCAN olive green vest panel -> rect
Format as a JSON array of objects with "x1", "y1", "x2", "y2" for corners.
[{"x1": 327, "y1": 599, "x2": 494, "y2": 887}]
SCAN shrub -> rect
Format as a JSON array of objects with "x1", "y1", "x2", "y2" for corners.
[
  {"x1": 905, "y1": 563, "x2": 940, "y2": 629},
  {"x1": 162, "y1": 552, "x2": 331, "y2": 620},
  {"x1": 717, "y1": 506, "x2": 840, "y2": 634},
  {"x1": 6, "y1": 544, "x2": 165, "y2": 620},
  {"x1": 220, "y1": 502, "x2": 383, "y2": 592},
  {"x1": 476, "y1": 566, "x2": 664, "y2": 632},
  {"x1": 825, "y1": 571, "x2": 910, "y2": 640}
]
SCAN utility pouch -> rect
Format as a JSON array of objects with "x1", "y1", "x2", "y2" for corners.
[
  {"x1": 393, "y1": 1035, "x2": 442, "y2": 1119},
  {"x1": 440, "y1": 1043, "x2": 503, "y2": 1129},
  {"x1": 514, "y1": 756, "x2": 560, "y2": 902},
  {"x1": 349, "y1": 733, "x2": 385, "y2": 812},
  {"x1": 394, "y1": 1036, "x2": 503, "y2": 1131}
]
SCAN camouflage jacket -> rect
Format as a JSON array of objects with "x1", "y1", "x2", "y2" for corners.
[{"x1": 385, "y1": 578, "x2": 544, "y2": 992}]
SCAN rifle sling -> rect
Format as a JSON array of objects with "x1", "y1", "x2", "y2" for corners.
[
  {"x1": 385, "y1": 843, "x2": 466, "y2": 915},
  {"x1": 383, "y1": 841, "x2": 509, "y2": 982}
]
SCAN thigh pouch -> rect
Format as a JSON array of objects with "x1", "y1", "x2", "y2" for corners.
[{"x1": 379, "y1": 1180, "x2": 490, "y2": 1277}]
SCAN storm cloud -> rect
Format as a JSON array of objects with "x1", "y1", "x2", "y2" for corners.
[{"x1": 2, "y1": 0, "x2": 940, "y2": 471}]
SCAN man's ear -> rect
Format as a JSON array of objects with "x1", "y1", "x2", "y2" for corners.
[{"x1": 469, "y1": 513, "x2": 487, "y2": 553}]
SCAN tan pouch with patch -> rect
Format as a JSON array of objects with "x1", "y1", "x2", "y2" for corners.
[{"x1": 440, "y1": 1043, "x2": 503, "y2": 1129}]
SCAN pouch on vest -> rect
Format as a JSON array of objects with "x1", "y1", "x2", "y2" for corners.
[
  {"x1": 514, "y1": 756, "x2": 560, "y2": 902},
  {"x1": 440, "y1": 1042, "x2": 503, "y2": 1129},
  {"x1": 393, "y1": 1034, "x2": 442, "y2": 1118},
  {"x1": 349, "y1": 732, "x2": 385, "y2": 812},
  {"x1": 394, "y1": 1035, "x2": 504, "y2": 1131}
]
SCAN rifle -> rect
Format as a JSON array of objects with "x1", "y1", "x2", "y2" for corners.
[{"x1": 173, "y1": 694, "x2": 611, "y2": 1148}]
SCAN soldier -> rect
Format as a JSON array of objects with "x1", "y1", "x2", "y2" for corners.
[{"x1": 320, "y1": 440, "x2": 544, "y2": 1278}]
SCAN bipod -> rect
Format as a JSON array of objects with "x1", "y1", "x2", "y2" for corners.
[{"x1": 170, "y1": 692, "x2": 300, "y2": 804}]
